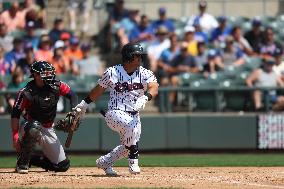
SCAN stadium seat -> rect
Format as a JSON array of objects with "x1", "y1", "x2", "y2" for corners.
[
  {"x1": 190, "y1": 79, "x2": 222, "y2": 112},
  {"x1": 179, "y1": 72, "x2": 204, "y2": 86},
  {"x1": 243, "y1": 56, "x2": 262, "y2": 71},
  {"x1": 220, "y1": 80, "x2": 249, "y2": 111}
]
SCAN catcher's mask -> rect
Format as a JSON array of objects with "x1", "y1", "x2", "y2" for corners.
[
  {"x1": 30, "y1": 61, "x2": 56, "y2": 85},
  {"x1": 121, "y1": 43, "x2": 147, "y2": 63}
]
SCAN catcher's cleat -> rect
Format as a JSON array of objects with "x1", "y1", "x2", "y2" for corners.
[
  {"x1": 96, "y1": 158, "x2": 117, "y2": 176},
  {"x1": 16, "y1": 165, "x2": 29, "y2": 174},
  {"x1": 128, "y1": 159, "x2": 140, "y2": 174}
]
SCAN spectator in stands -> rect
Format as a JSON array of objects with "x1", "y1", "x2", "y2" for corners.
[
  {"x1": 183, "y1": 26, "x2": 198, "y2": 56},
  {"x1": 171, "y1": 42, "x2": 198, "y2": 74},
  {"x1": 20, "y1": 0, "x2": 40, "y2": 14},
  {"x1": 21, "y1": 0, "x2": 45, "y2": 28},
  {"x1": 0, "y1": 46, "x2": 10, "y2": 76},
  {"x1": 246, "y1": 59, "x2": 284, "y2": 111},
  {"x1": 0, "y1": 1, "x2": 25, "y2": 33},
  {"x1": 7, "y1": 66, "x2": 26, "y2": 90},
  {"x1": 35, "y1": 0, "x2": 47, "y2": 28},
  {"x1": 17, "y1": 43, "x2": 35, "y2": 76},
  {"x1": 187, "y1": 0, "x2": 218, "y2": 33},
  {"x1": 0, "y1": 24, "x2": 13, "y2": 52},
  {"x1": 150, "y1": 7, "x2": 175, "y2": 33},
  {"x1": 210, "y1": 16, "x2": 231, "y2": 45},
  {"x1": 60, "y1": 31, "x2": 71, "y2": 50},
  {"x1": 147, "y1": 25, "x2": 170, "y2": 72},
  {"x1": 64, "y1": 36, "x2": 83, "y2": 64},
  {"x1": 192, "y1": 18, "x2": 208, "y2": 43},
  {"x1": 105, "y1": 0, "x2": 129, "y2": 52},
  {"x1": 244, "y1": 17, "x2": 264, "y2": 54},
  {"x1": 129, "y1": 14, "x2": 154, "y2": 44},
  {"x1": 24, "y1": 8, "x2": 42, "y2": 29},
  {"x1": 34, "y1": 34, "x2": 53, "y2": 62},
  {"x1": 231, "y1": 26, "x2": 253, "y2": 56},
  {"x1": 157, "y1": 33, "x2": 180, "y2": 86},
  {"x1": 260, "y1": 27, "x2": 283, "y2": 59},
  {"x1": 272, "y1": 47, "x2": 284, "y2": 81},
  {"x1": 195, "y1": 42, "x2": 223, "y2": 74},
  {"x1": 108, "y1": 0, "x2": 129, "y2": 23},
  {"x1": 6, "y1": 66, "x2": 26, "y2": 113},
  {"x1": 195, "y1": 41, "x2": 208, "y2": 71},
  {"x1": 4, "y1": 38, "x2": 25, "y2": 74},
  {"x1": 50, "y1": 40, "x2": 70, "y2": 74},
  {"x1": 220, "y1": 35, "x2": 246, "y2": 67},
  {"x1": 67, "y1": 0, "x2": 92, "y2": 34},
  {"x1": 23, "y1": 20, "x2": 40, "y2": 50},
  {"x1": 73, "y1": 43, "x2": 104, "y2": 76},
  {"x1": 115, "y1": 9, "x2": 140, "y2": 47},
  {"x1": 203, "y1": 49, "x2": 224, "y2": 74},
  {"x1": 49, "y1": 18, "x2": 70, "y2": 44}
]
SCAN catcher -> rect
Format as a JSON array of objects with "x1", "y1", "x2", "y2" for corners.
[{"x1": 11, "y1": 61, "x2": 78, "y2": 174}]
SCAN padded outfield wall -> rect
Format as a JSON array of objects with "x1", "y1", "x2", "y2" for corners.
[{"x1": 0, "y1": 113, "x2": 266, "y2": 152}]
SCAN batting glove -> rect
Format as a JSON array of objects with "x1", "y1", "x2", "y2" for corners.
[
  {"x1": 74, "y1": 100, "x2": 88, "y2": 118},
  {"x1": 134, "y1": 95, "x2": 148, "y2": 111}
]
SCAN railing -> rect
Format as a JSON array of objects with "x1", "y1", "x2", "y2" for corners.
[
  {"x1": 2, "y1": 86, "x2": 284, "y2": 114},
  {"x1": 158, "y1": 86, "x2": 284, "y2": 112}
]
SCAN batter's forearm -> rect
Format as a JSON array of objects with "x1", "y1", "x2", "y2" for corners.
[
  {"x1": 85, "y1": 85, "x2": 106, "y2": 104},
  {"x1": 147, "y1": 83, "x2": 159, "y2": 98}
]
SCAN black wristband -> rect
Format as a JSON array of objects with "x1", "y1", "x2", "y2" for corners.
[
  {"x1": 84, "y1": 96, "x2": 93, "y2": 104},
  {"x1": 145, "y1": 92, "x2": 152, "y2": 101}
]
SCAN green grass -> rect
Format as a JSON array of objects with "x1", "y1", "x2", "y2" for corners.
[{"x1": 1, "y1": 154, "x2": 284, "y2": 168}]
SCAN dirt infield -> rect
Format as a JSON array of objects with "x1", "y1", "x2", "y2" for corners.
[{"x1": 1, "y1": 167, "x2": 284, "y2": 189}]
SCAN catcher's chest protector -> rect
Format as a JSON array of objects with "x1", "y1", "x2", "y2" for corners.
[{"x1": 24, "y1": 81, "x2": 60, "y2": 123}]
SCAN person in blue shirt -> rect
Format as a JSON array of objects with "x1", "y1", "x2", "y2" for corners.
[
  {"x1": 23, "y1": 21, "x2": 40, "y2": 51},
  {"x1": 150, "y1": 7, "x2": 175, "y2": 33},
  {"x1": 4, "y1": 38, "x2": 25, "y2": 74},
  {"x1": 157, "y1": 33, "x2": 180, "y2": 85},
  {"x1": 210, "y1": 16, "x2": 231, "y2": 44},
  {"x1": 192, "y1": 18, "x2": 208, "y2": 43},
  {"x1": 129, "y1": 14, "x2": 154, "y2": 44}
]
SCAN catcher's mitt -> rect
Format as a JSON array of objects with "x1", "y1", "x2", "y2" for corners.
[{"x1": 54, "y1": 111, "x2": 80, "y2": 133}]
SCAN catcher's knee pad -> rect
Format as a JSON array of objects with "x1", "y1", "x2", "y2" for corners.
[
  {"x1": 24, "y1": 121, "x2": 42, "y2": 140},
  {"x1": 125, "y1": 143, "x2": 139, "y2": 159}
]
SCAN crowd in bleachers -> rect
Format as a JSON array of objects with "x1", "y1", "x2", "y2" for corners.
[
  {"x1": 0, "y1": 0, "x2": 104, "y2": 114},
  {"x1": 104, "y1": 0, "x2": 284, "y2": 112},
  {"x1": 1, "y1": 0, "x2": 284, "y2": 113}
]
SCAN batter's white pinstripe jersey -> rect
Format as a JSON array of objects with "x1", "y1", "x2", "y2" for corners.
[{"x1": 98, "y1": 64, "x2": 157, "y2": 111}]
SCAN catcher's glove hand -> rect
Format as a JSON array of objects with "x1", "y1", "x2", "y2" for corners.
[{"x1": 54, "y1": 111, "x2": 80, "y2": 133}]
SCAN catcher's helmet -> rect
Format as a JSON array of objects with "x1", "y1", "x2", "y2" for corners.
[
  {"x1": 121, "y1": 43, "x2": 146, "y2": 62},
  {"x1": 30, "y1": 61, "x2": 56, "y2": 84}
]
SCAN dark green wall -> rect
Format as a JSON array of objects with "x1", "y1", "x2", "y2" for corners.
[{"x1": 0, "y1": 114, "x2": 257, "y2": 152}]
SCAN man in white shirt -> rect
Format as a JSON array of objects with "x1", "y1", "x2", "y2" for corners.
[{"x1": 187, "y1": 0, "x2": 218, "y2": 33}]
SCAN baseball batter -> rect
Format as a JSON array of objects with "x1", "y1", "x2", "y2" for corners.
[
  {"x1": 11, "y1": 61, "x2": 77, "y2": 174},
  {"x1": 75, "y1": 43, "x2": 159, "y2": 175}
]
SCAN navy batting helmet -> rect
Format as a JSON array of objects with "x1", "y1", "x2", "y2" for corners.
[
  {"x1": 121, "y1": 43, "x2": 147, "y2": 62},
  {"x1": 30, "y1": 61, "x2": 56, "y2": 84}
]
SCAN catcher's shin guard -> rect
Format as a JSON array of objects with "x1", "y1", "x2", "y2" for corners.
[
  {"x1": 30, "y1": 155, "x2": 70, "y2": 172},
  {"x1": 16, "y1": 122, "x2": 41, "y2": 174}
]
